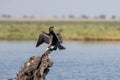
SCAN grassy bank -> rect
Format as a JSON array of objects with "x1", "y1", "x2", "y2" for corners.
[{"x1": 0, "y1": 19, "x2": 120, "y2": 41}]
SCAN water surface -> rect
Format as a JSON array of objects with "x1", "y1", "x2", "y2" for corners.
[{"x1": 0, "y1": 41, "x2": 120, "y2": 80}]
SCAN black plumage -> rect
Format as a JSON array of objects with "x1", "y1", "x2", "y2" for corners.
[{"x1": 36, "y1": 27, "x2": 65, "y2": 51}]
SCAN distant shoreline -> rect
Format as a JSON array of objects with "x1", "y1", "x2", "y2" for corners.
[
  {"x1": 1, "y1": 18, "x2": 120, "y2": 22},
  {"x1": 1, "y1": 18, "x2": 120, "y2": 41},
  {"x1": 69, "y1": 37, "x2": 120, "y2": 41}
]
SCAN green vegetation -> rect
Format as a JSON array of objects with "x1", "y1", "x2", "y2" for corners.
[{"x1": 0, "y1": 19, "x2": 120, "y2": 41}]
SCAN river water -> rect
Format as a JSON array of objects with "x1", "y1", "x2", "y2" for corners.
[{"x1": 0, "y1": 41, "x2": 120, "y2": 80}]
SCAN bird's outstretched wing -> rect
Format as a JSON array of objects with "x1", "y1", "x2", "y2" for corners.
[
  {"x1": 36, "y1": 32, "x2": 63, "y2": 47},
  {"x1": 36, "y1": 33, "x2": 49, "y2": 47},
  {"x1": 56, "y1": 33, "x2": 63, "y2": 43}
]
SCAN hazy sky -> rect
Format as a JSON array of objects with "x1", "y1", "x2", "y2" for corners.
[{"x1": 0, "y1": 0, "x2": 120, "y2": 18}]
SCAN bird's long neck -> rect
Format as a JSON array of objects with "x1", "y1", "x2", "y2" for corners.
[{"x1": 49, "y1": 31, "x2": 55, "y2": 35}]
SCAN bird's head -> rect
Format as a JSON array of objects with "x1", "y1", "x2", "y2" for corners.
[{"x1": 49, "y1": 26, "x2": 54, "y2": 33}]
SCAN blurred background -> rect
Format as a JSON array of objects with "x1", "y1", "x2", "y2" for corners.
[
  {"x1": 0, "y1": 0, "x2": 120, "y2": 19},
  {"x1": 1, "y1": 0, "x2": 120, "y2": 80}
]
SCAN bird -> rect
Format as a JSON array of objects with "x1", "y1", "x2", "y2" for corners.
[{"x1": 36, "y1": 26, "x2": 65, "y2": 51}]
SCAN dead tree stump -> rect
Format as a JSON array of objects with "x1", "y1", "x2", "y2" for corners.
[{"x1": 16, "y1": 50, "x2": 53, "y2": 80}]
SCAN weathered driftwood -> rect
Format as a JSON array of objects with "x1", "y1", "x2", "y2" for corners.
[{"x1": 16, "y1": 49, "x2": 53, "y2": 80}]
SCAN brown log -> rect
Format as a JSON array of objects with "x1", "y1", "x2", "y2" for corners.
[{"x1": 16, "y1": 49, "x2": 53, "y2": 80}]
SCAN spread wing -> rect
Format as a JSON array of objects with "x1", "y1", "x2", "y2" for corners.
[
  {"x1": 36, "y1": 33, "x2": 50, "y2": 47},
  {"x1": 56, "y1": 33, "x2": 63, "y2": 43}
]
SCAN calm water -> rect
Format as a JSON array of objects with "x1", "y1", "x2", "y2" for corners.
[{"x1": 0, "y1": 41, "x2": 120, "y2": 80}]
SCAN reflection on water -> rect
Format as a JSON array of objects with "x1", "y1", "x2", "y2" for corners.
[{"x1": 0, "y1": 41, "x2": 120, "y2": 80}]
